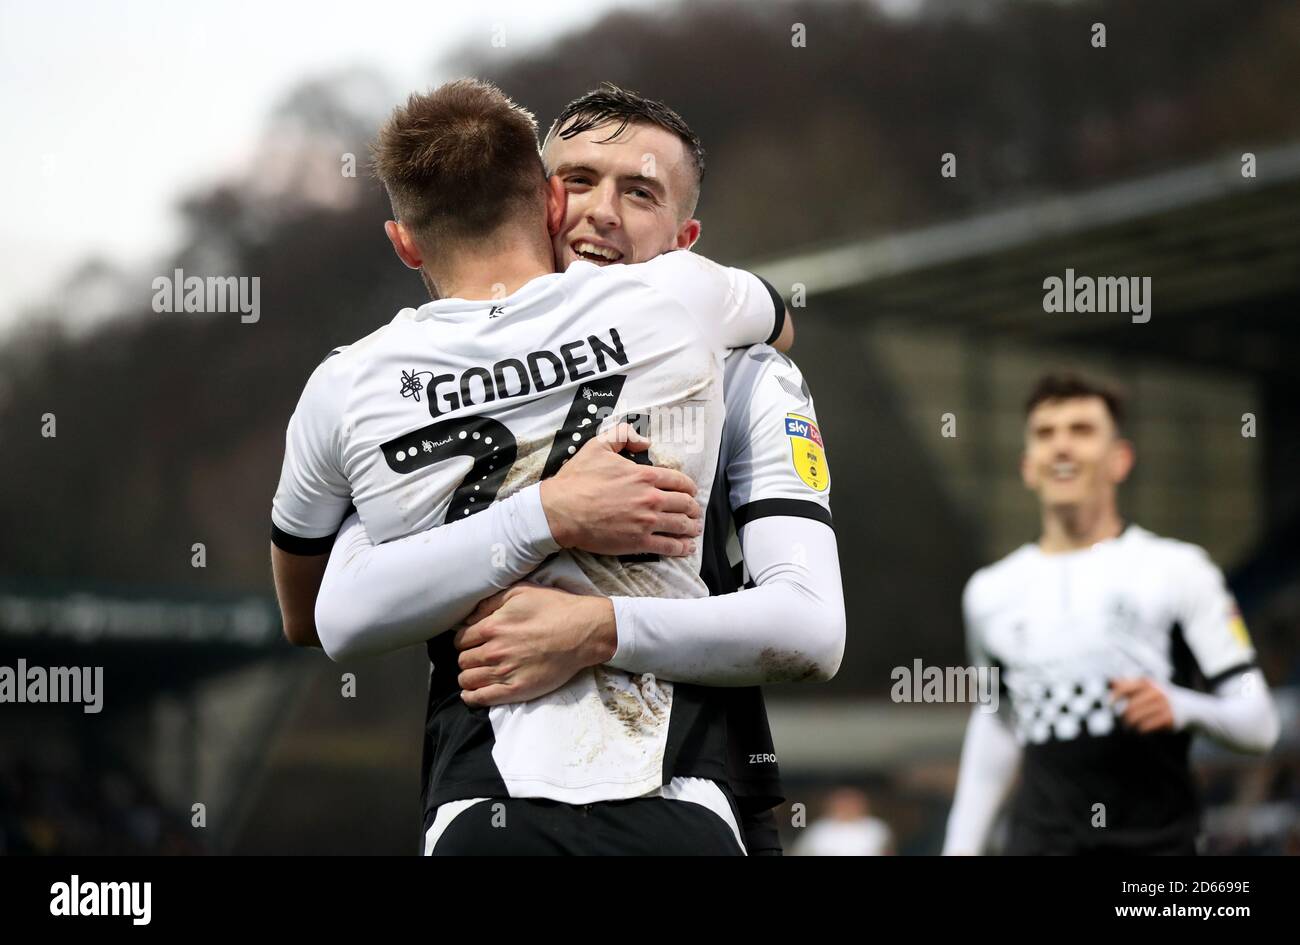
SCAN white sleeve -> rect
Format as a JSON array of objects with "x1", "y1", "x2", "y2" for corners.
[
  {"x1": 1171, "y1": 545, "x2": 1258, "y2": 684},
  {"x1": 1164, "y1": 669, "x2": 1281, "y2": 754},
  {"x1": 314, "y1": 484, "x2": 560, "y2": 661},
  {"x1": 942, "y1": 706, "x2": 1022, "y2": 855},
  {"x1": 629, "y1": 251, "x2": 785, "y2": 351},
  {"x1": 605, "y1": 515, "x2": 844, "y2": 685},
  {"x1": 962, "y1": 571, "x2": 1000, "y2": 670},
  {"x1": 271, "y1": 353, "x2": 354, "y2": 552},
  {"x1": 942, "y1": 572, "x2": 1022, "y2": 855},
  {"x1": 724, "y1": 347, "x2": 831, "y2": 518},
  {"x1": 604, "y1": 348, "x2": 839, "y2": 684}
]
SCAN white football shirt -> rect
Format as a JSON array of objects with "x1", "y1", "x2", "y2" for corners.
[
  {"x1": 964, "y1": 524, "x2": 1256, "y2": 746},
  {"x1": 964, "y1": 523, "x2": 1258, "y2": 845},
  {"x1": 272, "y1": 250, "x2": 784, "y2": 803}
]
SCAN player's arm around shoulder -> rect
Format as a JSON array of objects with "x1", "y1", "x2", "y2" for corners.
[
  {"x1": 769, "y1": 304, "x2": 794, "y2": 351},
  {"x1": 632, "y1": 250, "x2": 793, "y2": 352},
  {"x1": 593, "y1": 345, "x2": 841, "y2": 688}
]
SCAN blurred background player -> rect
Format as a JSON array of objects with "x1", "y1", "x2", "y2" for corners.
[
  {"x1": 943, "y1": 373, "x2": 1280, "y2": 855},
  {"x1": 793, "y1": 787, "x2": 894, "y2": 856}
]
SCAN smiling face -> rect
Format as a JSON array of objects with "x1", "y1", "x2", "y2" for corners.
[
  {"x1": 543, "y1": 119, "x2": 701, "y2": 270},
  {"x1": 1021, "y1": 396, "x2": 1134, "y2": 512}
]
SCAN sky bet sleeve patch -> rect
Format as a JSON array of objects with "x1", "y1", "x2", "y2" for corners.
[
  {"x1": 1228, "y1": 605, "x2": 1253, "y2": 650},
  {"x1": 785, "y1": 413, "x2": 829, "y2": 491}
]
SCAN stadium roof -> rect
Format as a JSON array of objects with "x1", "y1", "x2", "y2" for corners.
[
  {"x1": 755, "y1": 141, "x2": 1300, "y2": 378},
  {"x1": 0, "y1": 583, "x2": 284, "y2": 695},
  {"x1": 0, "y1": 585, "x2": 279, "y2": 648}
]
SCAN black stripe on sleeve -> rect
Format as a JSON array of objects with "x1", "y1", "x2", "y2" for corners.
[
  {"x1": 733, "y1": 498, "x2": 832, "y2": 530},
  {"x1": 757, "y1": 275, "x2": 786, "y2": 345},
  {"x1": 1204, "y1": 661, "x2": 1258, "y2": 689},
  {"x1": 271, "y1": 521, "x2": 339, "y2": 556}
]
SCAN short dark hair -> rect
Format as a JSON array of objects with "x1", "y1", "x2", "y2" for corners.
[
  {"x1": 1024, "y1": 372, "x2": 1126, "y2": 432},
  {"x1": 544, "y1": 82, "x2": 705, "y2": 216},
  {"x1": 371, "y1": 79, "x2": 546, "y2": 255}
]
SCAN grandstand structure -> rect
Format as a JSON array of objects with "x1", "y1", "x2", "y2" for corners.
[{"x1": 0, "y1": 582, "x2": 289, "y2": 853}]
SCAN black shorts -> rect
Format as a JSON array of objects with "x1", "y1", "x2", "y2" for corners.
[{"x1": 426, "y1": 790, "x2": 746, "y2": 856}]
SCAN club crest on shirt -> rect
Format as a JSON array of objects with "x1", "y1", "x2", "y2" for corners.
[
  {"x1": 785, "y1": 413, "x2": 828, "y2": 491},
  {"x1": 1103, "y1": 596, "x2": 1141, "y2": 638}
]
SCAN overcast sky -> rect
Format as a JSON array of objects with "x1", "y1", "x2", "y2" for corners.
[
  {"x1": 0, "y1": 0, "x2": 921, "y2": 336},
  {"x1": 0, "y1": 0, "x2": 669, "y2": 334}
]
